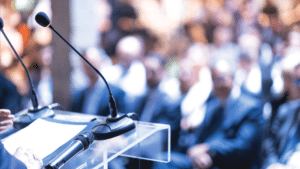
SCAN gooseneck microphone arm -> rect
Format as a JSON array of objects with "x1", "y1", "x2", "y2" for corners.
[
  {"x1": 35, "y1": 12, "x2": 117, "y2": 118},
  {"x1": 36, "y1": 12, "x2": 136, "y2": 143},
  {"x1": 0, "y1": 18, "x2": 39, "y2": 110},
  {"x1": 49, "y1": 25, "x2": 117, "y2": 117}
]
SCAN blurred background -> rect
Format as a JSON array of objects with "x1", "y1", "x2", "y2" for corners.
[
  {"x1": 2, "y1": 0, "x2": 300, "y2": 168},
  {"x1": 1, "y1": 0, "x2": 300, "y2": 112}
]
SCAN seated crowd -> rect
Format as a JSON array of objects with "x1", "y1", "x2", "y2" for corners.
[
  {"x1": 1, "y1": 1, "x2": 300, "y2": 168},
  {"x1": 2, "y1": 34, "x2": 300, "y2": 169}
]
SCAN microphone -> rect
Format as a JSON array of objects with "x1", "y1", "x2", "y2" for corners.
[
  {"x1": 45, "y1": 132, "x2": 94, "y2": 169},
  {"x1": 35, "y1": 12, "x2": 118, "y2": 117},
  {"x1": 0, "y1": 17, "x2": 61, "y2": 129},
  {"x1": 35, "y1": 12, "x2": 136, "y2": 140},
  {"x1": 0, "y1": 17, "x2": 39, "y2": 110}
]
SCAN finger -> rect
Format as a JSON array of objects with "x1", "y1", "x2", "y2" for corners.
[
  {"x1": 194, "y1": 156, "x2": 206, "y2": 169},
  {"x1": 27, "y1": 149, "x2": 43, "y2": 168},
  {"x1": 188, "y1": 144, "x2": 208, "y2": 157},
  {"x1": 7, "y1": 114, "x2": 15, "y2": 120},
  {"x1": 0, "y1": 115, "x2": 15, "y2": 121},
  {"x1": 201, "y1": 154, "x2": 213, "y2": 169},
  {"x1": 187, "y1": 146, "x2": 199, "y2": 156},
  {"x1": 14, "y1": 147, "x2": 25, "y2": 156},
  {"x1": 26, "y1": 149, "x2": 36, "y2": 164},
  {"x1": 0, "y1": 119, "x2": 13, "y2": 127},
  {"x1": 0, "y1": 109, "x2": 11, "y2": 117},
  {"x1": 0, "y1": 126, "x2": 7, "y2": 133},
  {"x1": 200, "y1": 144, "x2": 210, "y2": 152},
  {"x1": 14, "y1": 147, "x2": 29, "y2": 163}
]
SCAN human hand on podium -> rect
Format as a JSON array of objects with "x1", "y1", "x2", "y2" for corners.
[
  {"x1": 0, "y1": 109, "x2": 14, "y2": 133},
  {"x1": 0, "y1": 109, "x2": 43, "y2": 168},
  {"x1": 14, "y1": 147, "x2": 43, "y2": 169}
]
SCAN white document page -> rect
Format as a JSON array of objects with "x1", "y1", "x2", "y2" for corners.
[{"x1": 2, "y1": 118, "x2": 87, "y2": 159}]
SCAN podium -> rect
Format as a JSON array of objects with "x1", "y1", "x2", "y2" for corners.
[{"x1": 2, "y1": 110, "x2": 171, "y2": 169}]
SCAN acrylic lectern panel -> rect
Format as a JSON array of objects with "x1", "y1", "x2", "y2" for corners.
[{"x1": 52, "y1": 110, "x2": 171, "y2": 169}]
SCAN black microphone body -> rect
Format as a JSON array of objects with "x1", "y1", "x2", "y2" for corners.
[
  {"x1": 46, "y1": 132, "x2": 94, "y2": 169},
  {"x1": 35, "y1": 12, "x2": 136, "y2": 140},
  {"x1": 46, "y1": 140, "x2": 84, "y2": 169}
]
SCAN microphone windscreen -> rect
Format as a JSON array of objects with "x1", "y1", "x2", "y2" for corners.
[
  {"x1": 35, "y1": 12, "x2": 50, "y2": 27},
  {"x1": 0, "y1": 18, "x2": 3, "y2": 30}
]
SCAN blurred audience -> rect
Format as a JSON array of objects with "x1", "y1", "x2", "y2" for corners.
[
  {"x1": 178, "y1": 45, "x2": 212, "y2": 132},
  {"x1": 135, "y1": 53, "x2": 181, "y2": 143},
  {"x1": 154, "y1": 60, "x2": 263, "y2": 169},
  {"x1": 2, "y1": 0, "x2": 300, "y2": 168},
  {"x1": 126, "y1": 53, "x2": 181, "y2": 169}
]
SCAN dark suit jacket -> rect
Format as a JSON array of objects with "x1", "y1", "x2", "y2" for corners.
[
  {"x1": 179, "y1": 93, "x2": 263, "y2": 169},
  {"x1": 262, "y1": 99, "x2": 300, "y2": 168},
  {"x1": 71, "y1": 83, "x2": 127, "y2": 116},
  {"x1": 133, "y1": 87, "x2": 181, "y2": 150},
  {"x1": 0, "y1": 141, "x2": 26, "y2": 169},
  {"x1": 0, "y1": 74, "x2": 20, "y2": 114},
  {"x1": 278, "y1": 121, "x2": 300, "y2": 164}
]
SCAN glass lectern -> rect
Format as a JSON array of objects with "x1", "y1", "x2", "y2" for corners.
[{"x1": 2, "y1": 110, "x2": 171, "y2": 169}]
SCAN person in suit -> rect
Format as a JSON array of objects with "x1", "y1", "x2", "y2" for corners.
[
  {"x1": 125, "y1": 53, "x2": 181, "y2": 169},
  {"x1": 265, "y1": 122, "x2": 300, "y2": 169},
  {"x1": 154, "y1": 60, "x2": 263, "y2": 169},
  {"x1": 0, "y1": 73, "x2": 21, "y2": 114},
  {"x1": 102, "y1": 35, "x2": 147, "y2": 108},
  {"x1": 263, "y1": 63, "x2": 300, "y2": 169},
  {"x1": 0, "y1": 109, "x2": 42, "y2": 169},
  {"x1": 133, "y1": 53, "x2": 181, "y2": 144},
  {"x1": 71, "y1": 47, "x2": 127, "y2": 116}
]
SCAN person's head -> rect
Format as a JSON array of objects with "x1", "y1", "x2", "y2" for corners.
[
  {"x1": 115, "y1": 35, "x2": 145, "y2": 69},
  {"x1": 238, "y1": 30, "x2": 261, "y2": 62},
  {"x1": 281, "y1": 52, "x2": 300, "y2": 99},
  {"x1": 238, "y1": 51, "x2": 253, "y2": 73},
  {"x1": 262, "y1": 3, "x2": 280, "y2": 33},
  {"x1": 210, "y1": 60, "x2": 234, "y2": 100},
  {"x1": 143, "y1": 53, "x2": 166, "y2": 89},
  {"x1": 179, "y1": 57, "x2": 200, "y2": 95},
  {"x1": 213, "y1": 26, "x2": 233, "y2": 46}
]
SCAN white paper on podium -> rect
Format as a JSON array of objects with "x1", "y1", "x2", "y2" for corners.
[{"x1": 1, "y1": 118, "x2": 86, "y2": 159}]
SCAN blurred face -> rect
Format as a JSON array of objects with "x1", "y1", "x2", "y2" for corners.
[
  {"x1": 179, "y1": 59, "x2": 199, "y2": 94},
  {"x1": 143, "y1": 57, "x2": 164, "y2": 89},
  {"x1": 213, "y1": 27, "x2": 232, "y2": 46},
  {"x1": 119, "y1": 52, "x2": 139, "y2": 69},
  {"x1": 211, "y1": 67, "x2": 234, "y2": 100}
]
